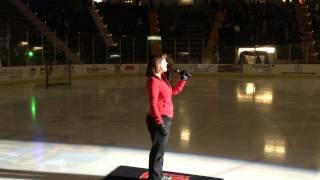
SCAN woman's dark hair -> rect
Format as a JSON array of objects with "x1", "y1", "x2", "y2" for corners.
[
  {"x1": 166, "y1": 55, "x2": 175, "y2": 83},
  {"x1": 145, "y1": 53, "x2": 166, "y2": 77}
]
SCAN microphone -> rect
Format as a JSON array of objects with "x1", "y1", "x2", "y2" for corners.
[{"x1": 173, "y1": 67, "x2": 192, "y2": 77}]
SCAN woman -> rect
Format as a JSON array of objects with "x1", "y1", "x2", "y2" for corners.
[{"x1": 145, "y1": 53, "x2": 190, "y2": 180}]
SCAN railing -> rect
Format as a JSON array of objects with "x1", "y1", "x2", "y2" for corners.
[{"x1": 0, "y1": 26, "x2": 319, "y2": 67}]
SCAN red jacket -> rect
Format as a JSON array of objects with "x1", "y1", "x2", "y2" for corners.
[{"x1": 147, "y1": 73, "x2": 186, "y2": 125}]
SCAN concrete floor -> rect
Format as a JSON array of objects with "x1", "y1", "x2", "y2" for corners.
[{"x1": 0, "y1": 74, "x2": 319, "y2": 180}]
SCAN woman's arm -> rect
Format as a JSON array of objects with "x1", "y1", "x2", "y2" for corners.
[
  {"x1": 172, "y1": 80, "x2": 186, "y2": 95},
  {"x1": 147, "y1": 78, "x2": 164, "y2": 125}
]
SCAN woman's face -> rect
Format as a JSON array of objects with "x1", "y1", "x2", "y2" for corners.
[{"x1": 159, "y1": 57, "x2": 168, "y2": 73}]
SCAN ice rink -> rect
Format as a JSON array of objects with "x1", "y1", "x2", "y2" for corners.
[{"x1": 0, "y1": 74, "x2": 319, "y2": 180}]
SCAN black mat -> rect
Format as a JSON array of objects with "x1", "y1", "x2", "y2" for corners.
[{"x1": 104, "y1": 166, "x2": 223, "y2": 180}]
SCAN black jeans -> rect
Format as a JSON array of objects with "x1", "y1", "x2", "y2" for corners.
[{"x1": 146, "y1": 115, "x2": 172, "y2": 180}]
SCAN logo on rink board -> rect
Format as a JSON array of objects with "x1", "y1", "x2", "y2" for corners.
[
  {"x1": 294, "y1": 64, "x2": 303, "y2": 73},
  {"x1": 218, "y1": 64, "x2": 243, "y2": 72},
  {"x1": 194, "y1": 64, "x2": 216, "y2": 72},
  {"x1": 86, "y1": 65, "x2": 108, "y2": 73},
  {"x1": 113, "y1": 64, "x2": 121, "y2": 72},
  {"x1": 139, "y1": 172, "x2": 190, "y2": 180},
  {"x1": 253, "y1": 64, "x2": 272, "y2": 73},
  {"x1": 124, "y1": 65, "x2": 135, "y2": 71},
  {"x1": 0, "y1": 68, "x2": 23, "y2": 80},
  {"x1": 29, "y1": 68, "x2": 37, "y2": 77}
]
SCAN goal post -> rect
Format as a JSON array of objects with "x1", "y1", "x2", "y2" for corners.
[{"x1": 45, "y1": 59, "x2": 72, "y2": 89}]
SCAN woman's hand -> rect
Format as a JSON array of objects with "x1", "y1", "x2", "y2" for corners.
[
  {"x1": 180, "y1": 70, "x2": 192, "y2": 80},
  {"x1": 158, "y1": 124, "x2": 168, "y2": 136}
]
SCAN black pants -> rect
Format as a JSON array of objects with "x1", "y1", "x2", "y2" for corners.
[{"x1": 146, "y1": 115, "x2": 172, "y2": 180}]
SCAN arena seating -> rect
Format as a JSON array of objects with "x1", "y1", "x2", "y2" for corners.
[{"x1": 0, "y1": 0, "x2": 319, "y2": 66}]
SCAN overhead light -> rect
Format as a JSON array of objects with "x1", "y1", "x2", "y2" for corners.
[
  {"x1": 180, "y1": 0, "x2": 193, "y2": 5},
  {"x1": 110, "y1": 54, "x2": 120, "y2": 58},
  {"x1": 19, "y1": 41, "x2": 28, "y2": 46},
  {"x1": 32, "y1": 46, "x2": 43, "y2": 51},
  {"x1": 147, "y1": 36, "x2": 161, "y2": 41},
  {"x1": 178, "y1": 52, "x2": 190, "y2": 56},
  {"x1": 238, "y1": 46, "x2": 275, "y2": 55}
]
